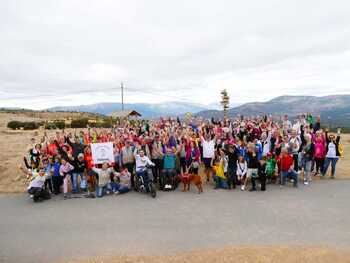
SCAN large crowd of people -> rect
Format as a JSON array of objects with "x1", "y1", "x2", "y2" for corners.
[{"x1": 20, "y1": 113, "x2": 343, "y2": 202}]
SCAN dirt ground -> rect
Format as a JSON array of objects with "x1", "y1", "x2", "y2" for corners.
[
  {"x1": 0, "y1": 112, "x2": 349, "y2": 193},
  {"x1": 65, "y1": 246, "x2": 350, "y2": 263}
]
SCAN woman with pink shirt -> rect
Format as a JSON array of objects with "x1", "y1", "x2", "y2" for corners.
[{"x1": 313, "y1": 130, "x2": 326, "y2": 175}]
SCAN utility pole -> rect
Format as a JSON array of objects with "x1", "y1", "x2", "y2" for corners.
[{"x1": 121, "y1": 81, "x2": 124, "y2": 111}]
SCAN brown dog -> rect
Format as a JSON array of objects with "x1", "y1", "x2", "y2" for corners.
[{"x1": 181, "y1": 173, "x2": 203, "y2": 194}]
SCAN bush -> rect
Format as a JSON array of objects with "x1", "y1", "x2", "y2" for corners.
[
  {"x1": 71, "y1": 118, "x2": 89, "y2": 128},
  {"x1": 23, "y1": 122, "x2": 39, "y2": 130},
  {"x1": 7, "y1": 121, "x2": 40, "y2": 130},
  {"x1": 99, "y1": 121, "x2": 113, "y2": 128},
  {"x1": 54, "y1": 121, "x2": 65, "y2": 129},
  {"x1": 44, "y1": 122, "x2": 57, "y2": 130},
  {"x1": 7, "y1": 121, "x2": 23, "y2": 130}
]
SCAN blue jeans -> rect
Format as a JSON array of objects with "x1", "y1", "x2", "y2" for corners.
[
  {"x1": 281, "y1": 170, "x2": 298, "y2": 187},
  {"x1": 322, "y1": 157, "x2": 338, "y2": 177},
  {"x1": 303, "y1": 160, "x2": 312, "y2": 182},
  {"x1": 213, "y1": 175, "x2": 228, "y2": 189},
  {"x1": 72, "y1": 172, "x2": 83, "y2": 193},
  {"x1": 110, "y1": 182, "x2": 130, "y2": 194},
  {"x1": 96, "y1": 185, "x2": 108, "y2": 197}
]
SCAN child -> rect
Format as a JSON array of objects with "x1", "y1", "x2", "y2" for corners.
[
  {"x1": 265, "y1": 153, "x2": 276, "y2": 183},
  {"x1": 52, "y1": 156, "x2": 62, "y2": 195},
  {"x1": 250, "y1": 157, "x2": 267, "y2": 191},
  {"x1": 59, "y1": 158, "x2": 74, "y2": 199},
  {"x1": 213, "y1": 149, "x2": 228, "y2": 189},
  {"x1": 43, "y1": 157, "x2": 54, "y2": 194},
  {"x1": 236, "y1": 155, "x2": 247, "y2": 190}
]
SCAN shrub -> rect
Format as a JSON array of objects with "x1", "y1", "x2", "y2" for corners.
[
  {"x1": 54, "y1": 121, "x2": 65, "y2": 129},
  {"x1": 71, "y1": 118, "x2": 89, "y2": 128},
  {"x1": 44, "y1": 122, "x2": 57, "y2": 130},
  {"x1": 7, "y1": 121, "x2": 23, "y2": 130},
  {"x1": 23, "y1": 122, "x2": 39, "y2": 130}
]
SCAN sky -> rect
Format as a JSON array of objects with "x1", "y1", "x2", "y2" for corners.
[{"x1": 1, "y1": 0, "x2": 350, "y2": 110}]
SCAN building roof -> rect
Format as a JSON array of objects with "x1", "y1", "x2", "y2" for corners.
[{"x1": 110, "y1": 110, "x2": 142, "y2": 118}]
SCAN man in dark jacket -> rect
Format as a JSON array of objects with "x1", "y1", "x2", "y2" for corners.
[
  {"x1": 66, "y1": 135, "x2": 85, "y2": 159},
  {"x1": 224, "y1": 144, "x2": 239, "y2": 189}
]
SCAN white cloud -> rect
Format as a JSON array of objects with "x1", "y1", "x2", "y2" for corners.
[
  {"x1": 82, "y1": 63, "x2": 127, "y2": 83},
  {"x1": 0, "y1": 0, "x2": 350, "y2": 109}
]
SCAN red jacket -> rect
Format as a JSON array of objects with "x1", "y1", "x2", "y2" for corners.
[
  {"x1": 280, "y1": 154, "x2": 294, "y2": 172},
  {"x1": 84, "y1": 153, "x2": 94, "y2": 169}
]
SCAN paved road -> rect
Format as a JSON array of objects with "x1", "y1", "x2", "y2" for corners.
[{"x1": 1, "y1": 180, "x2": 350, "y2": 263}]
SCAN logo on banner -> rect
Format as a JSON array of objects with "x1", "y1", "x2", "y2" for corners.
[{"x1": 91, "y1": 142, "x2": 114, "y2": 164}]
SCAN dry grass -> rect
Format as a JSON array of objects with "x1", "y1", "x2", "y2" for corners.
[
  {"x1": 64, "y1": 246, "x2": 350, "y2": 263},
  {"x1": 0, "y1": 112, "x2": 349, "y2": 193}
]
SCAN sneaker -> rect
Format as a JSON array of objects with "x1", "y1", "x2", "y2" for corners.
[
  {"x1": 114, "y1": 191, "x2": 120, "y2": 196},
  {"x1": 241, "y1": 185, "x2": 245, "y2": 191},
  {"x1": 304, "y1": 181, "x2": 309, "y2": 185},
  {"x1": 249, "y1": 188, "x2": 257, "y2": 192},
  {"x1": 106, "y1": 190, "x2": 111, "y2": 195}
]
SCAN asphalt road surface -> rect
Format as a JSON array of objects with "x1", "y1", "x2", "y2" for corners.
[{"x1": 1, "y1": 180, "x2": 350, "y2": 263}]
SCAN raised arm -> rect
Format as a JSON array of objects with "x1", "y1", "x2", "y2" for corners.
[{"x1": 336, "y1": 128, "x2": 341, "y2": 144}]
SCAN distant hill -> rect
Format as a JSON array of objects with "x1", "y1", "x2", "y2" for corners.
[
  {"x1": 48, "y1": 102, "x2": 210, "y2": 118},
  {"x1": 196, "y1": 95, "x2": 350, "y2": 127}
]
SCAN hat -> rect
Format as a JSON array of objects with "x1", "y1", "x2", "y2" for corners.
[{"x1": 78, "y1": 153, "x2": 84, "y2": 158}]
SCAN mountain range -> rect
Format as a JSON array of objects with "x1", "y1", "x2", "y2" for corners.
[
  {"x1": 46, "y1": 95, "x2": 350, "y2": 127},
  {"x1": 48, "y1": 102, "x2": 210, "y2": 118},
  {"x1": 195, "y1": 95, "x2": 350, "y2": 127}
]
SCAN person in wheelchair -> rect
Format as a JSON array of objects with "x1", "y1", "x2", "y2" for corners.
[
  {"x1": 161, "y1": 147, "x2": 177, "y2": 190},
  {"x1": 135, "y1": 149, "x2": 155, "y2": 191}
]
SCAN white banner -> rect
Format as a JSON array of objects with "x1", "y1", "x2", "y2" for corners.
[{"x1": 91, "y1": 142, "x2": 114, "y2": 164}]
